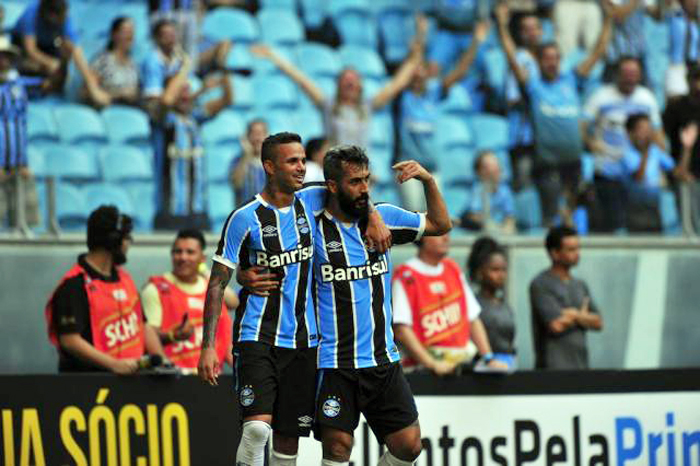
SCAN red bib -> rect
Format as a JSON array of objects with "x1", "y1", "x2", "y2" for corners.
[
  {"x1": 45, "y1": 264, "x2": 145, "y2": 359},
  {"x1": 149, "y1": 275, "x2": 232, "y2": 369},
  {"x1": 393, "y1": 258, "x2": 470, "y2": 367}
]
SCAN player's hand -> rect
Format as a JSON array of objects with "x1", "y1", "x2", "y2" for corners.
[
  {"x1": 392, "y1": 160, "x2": 433, "y2": 184},
  {"x1": 90, "y1": 87, "x2": 112, "y2": 108},
  {"x1": 198, "y1": 348, "x2": 220, "y2": 386},
  {"x1": 474, "y1": 20, "x2": 491, "y2": 44},
  {"x1": 430, "y1": 360, "x2": 456, "y2": 376},
  {"x1": 173, "y1": 313, "x2": 195, "y2": 341},
  {"x1": 365, "y1": 210, "x2": 392, "y2": 253},
  {"x1": 237, "y1": 266, "x2": 280, "y2": 296},
  {"x1": 111, "y1": 359, "x2": 138, "y2": 375}
]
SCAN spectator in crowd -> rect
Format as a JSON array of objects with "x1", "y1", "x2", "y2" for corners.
[
  {"x1": 230, "y1": 119, "x2": 267, "y2": 206},
  {"x1": 553, "y1": 0, "x2": 603, "y2": 57},
  {"x1": 152, "y1": 62, "x2": 233, "y2": 230},
  {"x1": 45, "y1": 206, "x2": 164, "y2": 373},
  {"x1": 148, "y1": 0, "x2": 198, "y2": 61},
  {"x1": 458, "y1": 151, "x2": 516, "y2": 234},
  {"x1": 142, "y1": 19, "x2": 188, "y2": 113},
  {"x1": 86, "y1": 17, "x2": 139, "y2": 107},
  {"x1": 303, "y1": 136, "x2": 328, "y2": 183},
  {"x1": 141, "y1": 229, "x2": 236, "y2": 373},
  {"x1": 498, "y1": 1, "x2": 614, "y2": 227},
  {"x1": 11, "y1": 0, "x2": 110, "y2": 104},
  {"x1": 622, "y1": 113, "x2": 679, "y2": 232},
  {"x1": 504, "y1": 9, "x2": 543, "y2": 189},
  {"x1": 250, "y1": 18, "x2": 426, "y2": 149},
  {"x1": 392, "y1": 233, "x2": 507, "y2": 376},
  {"x1": 530, "y1": 226, "x2": 603, "y2": 370},
  {"x1": 584, "y1": 56, "x2": 665, "y2": 232},
  {"x1": 399, "y1": 20, "x2": 490, "y2": 210},
  {"x1": 666, "y1": 0, "x2": 700, "y2": 98},
  {"x1": 467, "y1": 236, "x2": 516, "y2": 356},
  {"x1": 0, "y1": 36, "x2": 39, "y2": 232}
]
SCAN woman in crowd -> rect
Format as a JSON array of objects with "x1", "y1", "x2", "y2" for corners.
[{"x1": 467, "y1": 236, "x2": 516, "y2": 356}]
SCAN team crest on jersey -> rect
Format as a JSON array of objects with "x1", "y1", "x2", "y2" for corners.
[
  {"x1": 298, "y1": 216, "x2": 310, "y2": 234},
  {"x1": 240, "y1": 385, "x2": 255, "y2": 407},
  {"x1": 326, "y1": 241, "x2": 343, "y2": 253},
  {"x1": 262, "y1": 225, "x2": 278, "y2": 237},
  {"x1": 323, "y1": 397, "x2": 341, "y2": 418}
]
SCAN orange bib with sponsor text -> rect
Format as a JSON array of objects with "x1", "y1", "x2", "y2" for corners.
[
  {"x1": 394, "y1": 258, "x2": 470, "y2": 367},
  {"x1": 149, "y1": 275, "x2": 232, "y2": 369},
  {"x1": 45, "y1": 263, "x2": 145, "y2": 359}
]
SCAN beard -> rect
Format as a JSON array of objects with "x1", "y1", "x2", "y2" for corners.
[
  {"x1": 112, "y1": 248, "x2": 127, "y2": 265},
  {"x1": 338, "y1": 189, "x2": 369, "y2": 219}
]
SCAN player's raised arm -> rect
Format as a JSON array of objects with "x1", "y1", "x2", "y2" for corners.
[
  {"x1": 393, "y1": 160, "x2": 452, "y2": 236},
  {"x1": 198, "y1": 261, "x2": 232, "y2": 385}
]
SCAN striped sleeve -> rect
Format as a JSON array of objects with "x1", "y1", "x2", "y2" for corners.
[
  {"x1": 376, "y1": 203, "x2": 426, "y2": 245},
  {"x1": 213, "y1": 207, "x2": 251, "y2": 270}
]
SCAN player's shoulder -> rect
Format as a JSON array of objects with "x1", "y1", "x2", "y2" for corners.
[{"x1": 296, "y1": 182, "x2": 326, "y2": 199}]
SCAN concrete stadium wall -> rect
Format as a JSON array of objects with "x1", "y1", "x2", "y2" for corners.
[{"x1": 1, "y1": 235, "x2": 698, "y2": 373}]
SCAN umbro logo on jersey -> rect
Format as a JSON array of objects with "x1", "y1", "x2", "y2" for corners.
[
  {"x1": 298, "y1": 415, "x2": 312, "y2": 427},
  {"x1": 262, "y1": 225, "x2": 278, "y2": 237},
  {"x1": 326, "y1": 241, "x2": 343, "y2": 253}
]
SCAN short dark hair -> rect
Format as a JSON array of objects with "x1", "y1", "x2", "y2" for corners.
[
  {"x1": 40, "y1": 0, "x2": 67, "y2": 18},
  {"x1": 536, "y1": 42, "x2": 558, "y2": 60},
  {"x1": 305, "y1": 137, "x2": 327, "y2": 159},
  {"x1": 616, "y1": 55, "x2": 642, "y2": 73},
  {"x1": 260, "y1": 132, "x2": 302, "y2": 165},
  {"x1": 625, "y1": 112, "x2": 650, "y2": 133},
  {"x1": 247, "y1": 118, "x2": 267, "y2": 136},
  {"x1": 323, "y1": 145, "x2": 369, "y2": 183},
  {"x1": 152, "y1": 19, "x2": 175, "y2": 38},
  {"x1": 87, "y1": 205, "x2": 133, "y2": 252},
  {"x1": 174, "y1": 229, "x2": 206, "y2": 250},
  {"x1": 545, "y1": 226, "x2": 578, "y2": 252}
]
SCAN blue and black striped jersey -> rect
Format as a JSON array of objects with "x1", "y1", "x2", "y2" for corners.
[
  {"x1": 214, "y1": 184, "x2": 326, "y2": 348},
  {"x1": 314, "y1": 203, "x2": 426, "y2": 369},
  {"x1": 0, "y1": 75, "x2": 29, "y2": 170}
]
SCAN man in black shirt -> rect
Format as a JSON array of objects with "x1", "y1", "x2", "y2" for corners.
[
  {"x1": 45, "y1": 205, "x2": 163, "y2": 373},
  {"x1": 663, "y1": 65, "x2": 700, "y2": 181}
]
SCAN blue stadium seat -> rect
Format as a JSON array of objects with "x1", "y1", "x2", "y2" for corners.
[
  {"x1": 83, "y1": 184, "x2": 136, "y2": 224},
  {"x1": 660, "y1": 189, "x2": 681, "y2": 235},
  {"x1": 299, "y1": 0, "x2": 328, "y2": 29},
  {"x1": 253, "y1": 75, "x2": 299, "y2": 110},
  {"x1": 484, "y1": 48, "x2": 507, "y2": 93},
  {"x1": 53, "y1": 104, "x2": 108, "y2": 146},
  {"x1": 339, "y1": 45, "x2": 387, "y2": 80},
  {"x1": 3, "y1": 2, "x2": 26, "y2": 27},
  {"x1": 225, "y1": 45, "x2": 255, "y2": 73},
  {"x1": 101, "y1": 106, "x2": 150, "y2": 147},
  {"x1": 437, "y1": 147, "x2": 477, "y2": 186},
  {"x1": 258, "y1": 9, "x2": 304, "y2": 46},
  {"x1": 296, "y1": 42, "x2": 342, "y2": 78},
  {"x1": 515, "y1": 187, "x2": 543, "y2": 232},
  {"x1": 294, "y1": 109, "x2": 325, "y2": 143},
  {"x1": 101, "y1": 145, "x2": 153, "y2": 182},
  {"x1": 372, "y1": 182, "x2": 401, "y2": 206},
  {"x1": 469, "y1": 114, "x2": 509, "y2": 151},
  {"x1": 55, "y1": 183, "x2": 88, "y2": 231},
  {"x1": 371, "y1": 114, "x2": 394, "y2": 153},
  {"x1": 207, "y1": 147, "x2": 239, "y2": 184},
  {"x1": 253, "y1": 45, "x2": 296, "y2": 76},
  {"x1": 443, "y1": 183, "x2": 471, "y2": 218},
  {"x1": 208, "y1": 184, "x2": 235, "y2": 233},
  {"x1": 27, "y1": 105, "x2": 59, "y2": 145},
  {"x1": 202, "y1": 8, "x2": 260, "y2": 43},
  {"x1": 333, "y1": 7, "x2": 378, "y2": 49},
  {"x1": 260, "y1": 109, "x2": 296, "y2": 134},
  {"x1": 123, "y1": 181, "x2": 156, "y2": 232},
  {"x1": 439, "y1": 85, "x2": 474, "y2": 116},
  {"x1": 261, "y1": 0, "x2": 296, "y2": 8},
  {"x1": 27, "y1": 146, "x2": 48, "y2": 179},
  {"x1": 370, "y1": 147, "x2": 394, "y2": 184},
  {"x1": 231, "y1": 75, "x2": 255, "y2": 111},
  {"x1": 202, "y1": 111, "x2": 245, "y2": 147},
  {"x1": 436, "y1": 116, "x2": 473, "y2": 150},
  {"x1": 377, "y1": 4, "x2": 415, "y2": 63},
  {"x1": 44, "y1": 145, "x2": 100, "y2": 182}
]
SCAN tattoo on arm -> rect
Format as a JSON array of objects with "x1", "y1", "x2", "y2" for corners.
[{"x1": 201, "y1": 263, "x2": 233, "y2": 349}]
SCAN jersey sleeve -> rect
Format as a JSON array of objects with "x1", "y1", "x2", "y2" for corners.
[
  {"x1": 296, "y1": 183, "x2": 327, "y2": 215},
  {"x1": 391, "y1": 277, "x2": 414, "y2": 326},
  {"x1": 140, "y1": 283, "x2": 163, "y2": 328},
  {"x1": 213, "y1": 209, "x2": 251, "y2": 270},
  {"x1": 51, "y1": 276, "x2": 89, "y2": 336},
  {"x1": 376, "y1": 203, "x2": 426, "y2": 245}
]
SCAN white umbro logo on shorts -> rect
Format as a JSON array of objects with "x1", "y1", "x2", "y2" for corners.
[
  {"x1": 298, "y1": 415, "x2": 312, "y2": 427},
  {"x1": 262, "y1": 225, "x2": 277, "y2": 237},
  {"x1": 326, "y1": 241, "x2": 342, "y2": 253}
]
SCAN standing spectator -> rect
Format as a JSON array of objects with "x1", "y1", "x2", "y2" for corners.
[
  {"x1": 497, "y1": 1, "x2": 614, "y2": 227},
  {"x1": 0, "y1": 36, "x2": 39, "y2": 232},
  {"x1": 148, "y1": 0, "x2": 199, "y2": 61},
  {"x1": 458, "y1": 151, "x2": 516, "y2": 234},
  {"x1": 583, "y1": 56, "x2": 665, "y2": 232},
  {"x1": 604, "y1": 0, "x2": 659, "y2": 81},
  {"x1": 152, "y1": 63, "x2": 233, "y2": 230},
  {"x1": 141, "y1": 229, "x2": 236, "y2": 373},
  {"x1": 11, "y1": 0, "x2": 110, "y2": 104},
  {"x1": 622, "y1": 113, "x2": 678, "y2": 232},
  {"x1": 467, "y1": 236, "x2": 516, "y2": 356},
  {"x1": 86, "y1": 17, "x2": 139, "y2": 107},
  {"x1": 303, "y1": 136, "x2": 328, "y2": 183},
  {"x1": 399, "y1": 20, "x2": 490, "y2": 210},
  {"x1": 505, "y1": 10, "x2": 543, "y2": 189},
  {"x1": 553, "y1": 0, "x2": 604, "y2": 57},
  {"x1": 529, "y1": 226, "x2": 603, "y2": 370},
  {"x1": 142, "y1": 19, "x2": 188, "y2": 112},
  {"x1": 250, "y1": 19, "x2": 426, "y2": 149},
  {"x1": 666, "y1": 0, "x2": 700, "y2": 98},
  {"x1": 45, "y1": 206, "x2": 164, "y2": 373},
  {"x1": 393, "y1": 234, "x2": 507, "y2": 375},
  {"x1": 229, "y1": 119, "x2": 267, "y2": 206}
]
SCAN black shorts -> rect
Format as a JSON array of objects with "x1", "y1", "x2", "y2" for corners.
[
  {"x1": 232, "y1": 341, "x2": 317, "y2": 437},
  {"x1": 314, "y1": 362, "x2": 418, "y2": 443}
]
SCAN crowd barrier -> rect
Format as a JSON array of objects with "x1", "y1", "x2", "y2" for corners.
[{"x1": 2, "y1": 369, "x2": 699, "y2": 466}]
